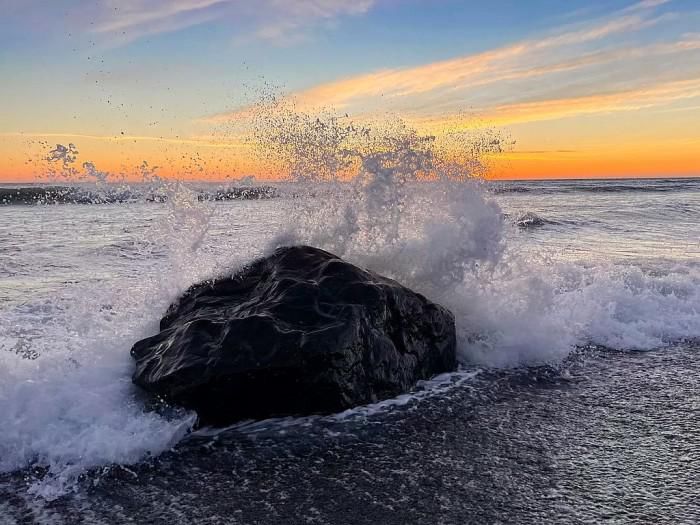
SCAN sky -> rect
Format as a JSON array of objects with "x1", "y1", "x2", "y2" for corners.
[{"x1": 1, "y1": 0, "x2": 699, "y2": 181}]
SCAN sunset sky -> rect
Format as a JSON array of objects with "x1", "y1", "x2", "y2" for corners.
[{"x1": 1, "y1": 0, "x2": 699, "y2": 181}]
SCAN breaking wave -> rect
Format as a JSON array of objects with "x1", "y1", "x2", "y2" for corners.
[
  {"x1": 249, "y1": 99, "x2": 700, "y2": 365},
  {"x1": 513, "y1": 211, "x2": 550, "y2": 228},
  {"x1": 1, "y1": 96, "x2": 699, "y2": 500}
]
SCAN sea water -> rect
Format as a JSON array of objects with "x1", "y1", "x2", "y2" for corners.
[{"x1": 0, "y1": 115, "x2": 699, "y2": 522}]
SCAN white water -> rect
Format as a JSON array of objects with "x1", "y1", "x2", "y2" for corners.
[
  {"x1": 256, "y1": 105, "x2": 700, "y2": 365},
  {"x1": 1, "y1": 107, "x2": 699, "y2": 498}
]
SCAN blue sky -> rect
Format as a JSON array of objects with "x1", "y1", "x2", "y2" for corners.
[{"x1": 1, "y1": 0, "x2": 699, "y2": 179}]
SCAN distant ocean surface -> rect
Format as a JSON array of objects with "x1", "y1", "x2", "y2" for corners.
[{"x1": 1, "y1": 177, "x2": 699, "y2": 524}]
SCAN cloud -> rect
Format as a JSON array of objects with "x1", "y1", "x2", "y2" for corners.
[
  {"x1": 91, "y1": 0, "x2": 376, "y2": 46},
  {"x1": 249, "y1": 0, "x2": 375, "y2": 44},
  {"x1": 205, "y1": 0, "x2": 694, "y2": 124},
  {"x1": 301, "y1": 32, "x2": 696, "y2": 107},
  {"x1": 413, "y1": 78, "x2": 700, "y2": 130},
  {"x1": 95, "y1": 0, "x2": 225, "y2": 33},
  {"x1": 624, "y1": 0, "x2": 671, "y2": 11},
  {"x1": 499, "y1": 77, "x2": 700, "y2": 121}
]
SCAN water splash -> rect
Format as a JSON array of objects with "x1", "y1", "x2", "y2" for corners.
[
  {"x1": 248, "y1": 96, "x2": 700, "y2": 365},
  {"x1": 0, "y1": 145, "x2": 221, "y2": 498},
  {"x1": 3, "y1": 97, "x2": 700, "y2": 501}
]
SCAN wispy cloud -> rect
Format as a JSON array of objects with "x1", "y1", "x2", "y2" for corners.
[
  {"x1": 207, "y1": 0, "x2": 693, "y2": 124},
  {"x1": 414, "y1": 78, "x2": 700, "y2": 130},
  {"x1": 203, "y1": 0, "x2": 700, "y2": 138},
  {"x1": 95, "y1": 0, "x2": 225, "y2": 33},
  {"x1": 245, "y1": 0, "x2": 375, "y2": 45},
  {"x1": 624, "y1": 0, "x2": 671, "y2": 11},
  {"x1": 90, "y1": 0, "x2": 376, "y2": 46}
]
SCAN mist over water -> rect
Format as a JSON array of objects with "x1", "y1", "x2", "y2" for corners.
[{"x1": 1, "y1": 100, "x2": 699, "y2": 501}]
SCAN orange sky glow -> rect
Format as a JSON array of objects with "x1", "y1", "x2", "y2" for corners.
[{"x1": 1, "y1": 0, "x2": 699, "y2": 182}]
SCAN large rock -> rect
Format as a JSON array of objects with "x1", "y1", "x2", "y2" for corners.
[{"x1": 131, "y1": 245, "x2": 456, "y2": 425}]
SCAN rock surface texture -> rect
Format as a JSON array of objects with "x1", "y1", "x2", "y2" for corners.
[{"x1": 131, "y1": 245, "x2": 456, "y2": 425}]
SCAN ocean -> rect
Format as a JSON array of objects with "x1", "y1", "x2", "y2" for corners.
[{"x1": 1, "y1": 177, "x2": 699, "y2": 524}]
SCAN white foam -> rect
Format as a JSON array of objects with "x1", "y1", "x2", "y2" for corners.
[
  {"x1": 4, "y1": 115, "x2": 700, "y2": 501},
  {"x1": 291, "y1": 181, "x2": 700, "y2": 366},
  {"x1": 256, "y1": 106, "x2": 700, "y2": 367},
  {"x1": 0, "y1": 182, "x2": 218, "y2": 499},
  {"x1": 0, "y1": 289, "x2": 196, "y2": 499}
]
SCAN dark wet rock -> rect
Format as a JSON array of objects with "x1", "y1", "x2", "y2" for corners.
[
  {"x1": 0, "y1": 185, "x2": 278, "y2": 206},
  {"x1": 199, "y1": 186, "x2": 279, "y2": 201},
  {"x1": 131, "y1": 245, "x2": 456, "y2": 425},
  {"x1": 515, "y1": 211, "x2": 547, "y2": 228}
]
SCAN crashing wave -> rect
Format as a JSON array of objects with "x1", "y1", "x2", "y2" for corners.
[
  {"x1": 514, "y1": 211, "x2": 549, "y2": 228},
  {"x1": 2, "y1": 97, "x2": 700, "y2": 499}
]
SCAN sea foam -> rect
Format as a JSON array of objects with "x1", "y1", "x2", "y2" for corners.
[{"x1": 2, "y1": 101, "x2": 699, "y2": 499}]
